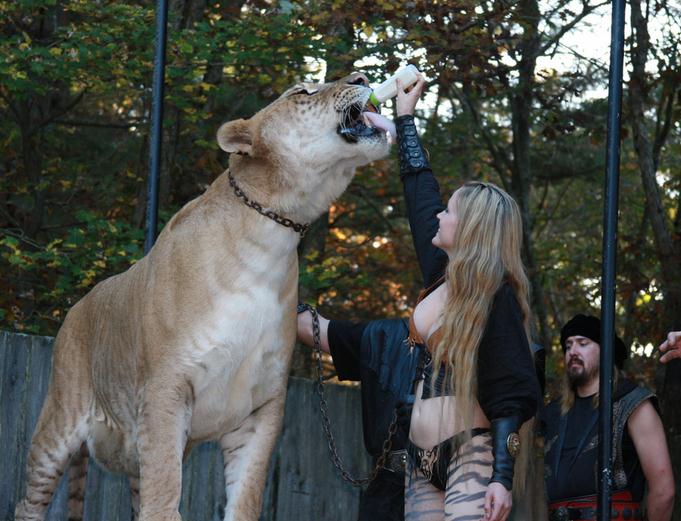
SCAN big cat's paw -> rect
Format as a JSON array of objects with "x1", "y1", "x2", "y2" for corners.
[{"x1": 140, "y1": 510, "x2": 182, "y2": 521}]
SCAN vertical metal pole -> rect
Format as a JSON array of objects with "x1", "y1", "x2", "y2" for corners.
[
  {"x1": 144, "y1": 0, "x2": 169, "y2": 254},
  {"x1": 598, "y1": 0, "x2": 626, "y2": 520}
]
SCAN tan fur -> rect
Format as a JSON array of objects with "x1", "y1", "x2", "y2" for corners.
[{"x1": 15, "y1": 73, "x2": 389, "y2": 521}]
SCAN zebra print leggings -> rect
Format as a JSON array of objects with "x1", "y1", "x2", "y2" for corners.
[{"x1": 405, "y1": 432, "x2": 493, "y2": 521}]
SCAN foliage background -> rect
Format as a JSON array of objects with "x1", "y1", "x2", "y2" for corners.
[{"x1": 1, "y1": 0, "x2": 680, "y2": 513}]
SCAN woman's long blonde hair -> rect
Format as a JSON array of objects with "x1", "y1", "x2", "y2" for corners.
[{"x1": 431, "y1": 181, "x2": 534, "y2": 491}]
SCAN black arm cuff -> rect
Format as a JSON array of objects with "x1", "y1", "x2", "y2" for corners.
[
  {"x1": 396, "y1": 115, "x2": 430, "y2": 178},
  {"x1": 490, "y1": 414, "x2": 523, "y2": 491}
]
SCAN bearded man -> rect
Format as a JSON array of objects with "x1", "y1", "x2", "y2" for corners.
[{"x1": 543, "y1": 314, "x2": 674, "y2": 521}]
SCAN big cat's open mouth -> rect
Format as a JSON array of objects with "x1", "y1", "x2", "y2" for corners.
[{"x1": 338, "y1": 101, "x2": 396, "y2": 144}]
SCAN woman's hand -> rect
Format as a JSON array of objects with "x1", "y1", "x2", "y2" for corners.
[
  {"x1": 483, "y1": 482, "x2": 512, "y2": 521},
  {"x1": 395, "y1": 73, "x2": 426, "y2": 117}
]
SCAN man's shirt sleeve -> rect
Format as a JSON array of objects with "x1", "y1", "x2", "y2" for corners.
[{"x1": 327, "y1": 320, "x2": 368, "y2": 381}]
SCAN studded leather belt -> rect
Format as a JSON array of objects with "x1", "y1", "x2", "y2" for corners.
[
  {"x1": 381, "y1": 449, "x2": 408, "y2": 475},
  {"x1": 549, "y1": 491, "x2": 643, "y2": 521}
]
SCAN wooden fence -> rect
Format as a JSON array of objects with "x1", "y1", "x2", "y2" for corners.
[
  {"x1": 0, "y1": 331, "x2": 369, "y2": 521},
  {"x1": 1, "y1": 330, "x2": 548, "y2": 521}
]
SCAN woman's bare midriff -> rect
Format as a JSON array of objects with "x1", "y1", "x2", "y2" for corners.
[
  {"x1": 409, "y1": 283, "x2": 491, "y2": 448},
  {"x1": 409, "y1": 380, "x2": 491, "y2": 449}
]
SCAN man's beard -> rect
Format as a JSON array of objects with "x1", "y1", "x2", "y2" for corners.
[{"x1": 567, "y1": 359, "x2": 598, "y2": 388}]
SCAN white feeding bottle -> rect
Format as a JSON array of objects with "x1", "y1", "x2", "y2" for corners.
[{"x1": 369, "y1": 64, "x2": 420, "y2": 106}]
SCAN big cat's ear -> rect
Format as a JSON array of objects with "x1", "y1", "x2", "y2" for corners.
[{"x1": 217, "y1": 119, "x2": 253, "y2": 155}]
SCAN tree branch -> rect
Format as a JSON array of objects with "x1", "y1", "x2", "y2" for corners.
[
  {"x1": 0, "y1": 88, "x2": 21, "y2": 121},
  {"x1": 533, "y1": 176, "x2": 575, "y2": 238},
  {"x1": 0, "y1": 227, "x2": 45, "y2": 250},
  {"x1": 537, "y1": 0, "x2": 610, "y2": 59},
  {"x1": 346, "y1": 185, "x2": 396, "y2": 234},
  {"x1": 652, "y1": 50, "x2": 678, "y2": 168},
  {"x1": 451, "y1": 87, "x2": 512, "y2": 191},
  {"x1": 31, "y1": 90, "x2": 88, "y2": 135},
  {"x1": 53, "y1": 119, "x2": 145, "y2": 130}
]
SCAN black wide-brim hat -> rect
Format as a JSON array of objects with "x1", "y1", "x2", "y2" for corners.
[{"x1": 560, "y1": 314, "x2": 628, "y2": 369}]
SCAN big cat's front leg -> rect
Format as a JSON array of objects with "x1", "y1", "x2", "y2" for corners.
[
  {"x1": 136, "y1": 376, "x2": 193, "y2": 521},
  {"x1": 220, "y1": 394, "x2": 286, "y2": 521}
]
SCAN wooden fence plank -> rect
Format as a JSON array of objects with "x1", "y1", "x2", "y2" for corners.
[{"x1": 0, "y1": 332, "x2": 69, "y2": 520}]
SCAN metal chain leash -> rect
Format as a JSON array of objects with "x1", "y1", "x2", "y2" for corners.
[
  {"x1": 228, "y1": 170, "x2": 310, "y2": 238},
  {"x1": 299, "y1": 303, "x2": 401, "y2": 486}
]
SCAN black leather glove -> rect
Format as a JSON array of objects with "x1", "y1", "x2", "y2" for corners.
[
  {"x1": 490, "y1": 414, "x2": 523, "y2": 491},
  {"x1": 395, "y1": 115, "x2": 430, "y2": 177},
  {"x1": 395, "y1": 395, "x2": 415, "y2": 435}
]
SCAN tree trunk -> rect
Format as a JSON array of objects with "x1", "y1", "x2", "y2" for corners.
[
  {"x1": 509, "y1": 0, "x2": 551, "y2": 351},
  {"x1": 19, "y1": 114, "x2": 44, "y2": 238},
  {"x1": 621, "y1": 211, "x2": 651, "y2": 343},
  {"x1": 627, "y1": 1, "x2": 681, "y2": 516},
  {"x1": 509, "y1": 3, "x2": 549, "y2": 518}
]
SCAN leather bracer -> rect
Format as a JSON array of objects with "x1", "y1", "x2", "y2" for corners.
[
  {"x1": 490, "y1": 415, "x2": 523, "y2": 491},
  {"x1": 396, "y1": 115, "x2": 430, "y2": 177}
]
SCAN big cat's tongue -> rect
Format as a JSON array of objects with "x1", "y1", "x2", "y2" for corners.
[{"x1": 363, "y1": 111, "x2": 396, "y2": 143}]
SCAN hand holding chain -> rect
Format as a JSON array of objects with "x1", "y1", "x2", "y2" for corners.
[{"x1": 298, "y1": 303, "x2": 400, "y2": 486}]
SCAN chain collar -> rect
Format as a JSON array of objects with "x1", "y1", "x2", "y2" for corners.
[{"x1": 227, "y1": 170, "x2": 310, "y2": 238}]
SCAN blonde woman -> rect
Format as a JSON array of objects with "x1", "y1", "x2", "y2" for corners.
[{"x1": 394, "y1": 76, "x2": 539, "y2": 521}]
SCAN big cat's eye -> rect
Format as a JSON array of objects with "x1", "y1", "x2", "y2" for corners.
[
  {"x1": 288, "y1": 87, "x2": 318, "y2": 97},
  {"x1": 280, "y1": 81, "x2": 321, "y2": 98}
]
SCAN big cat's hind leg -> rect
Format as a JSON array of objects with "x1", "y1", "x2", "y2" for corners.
[
  {"x1": 14, "y1": 383, "x2": 90, "y2": 520},
  {"x1": 130, "y1": 476, "x2": 141, "y2": 521},
  {"x1": 67, "y1": 443, "x2": 89, "y2": 521},
  {"x1": 15, "y1": 328, "x2": 91, "y2": 521}
]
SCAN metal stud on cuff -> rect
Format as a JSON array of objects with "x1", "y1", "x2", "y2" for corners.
[
  {"x1": 506, "y1": 432, "x2": 521, "y2": 458},
  {"x1": 396, "y1": 116, "x2": 431, "y2": 176}
]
